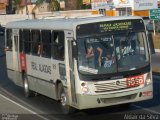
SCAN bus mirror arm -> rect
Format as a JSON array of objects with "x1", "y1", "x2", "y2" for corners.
[
  {"x1": 71, "y1": 40, "x2": 78, "y2": 59},
  {"x1": 72, "y1": 45, "x2": 78, "y2": 59},
  {"x1": 148, "y1": 32, "x2": 155, "y2": 54}
]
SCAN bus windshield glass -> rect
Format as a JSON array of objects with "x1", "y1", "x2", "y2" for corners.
[{"x1": 76, "y1": 19, "x2": 149, "y2": 75}]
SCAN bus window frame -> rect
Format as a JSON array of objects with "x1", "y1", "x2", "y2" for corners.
[
  {"x1": 23, "y1": 29, "x2": 31, "y2": 54},
  {"x1": 31, "y1": 29, "x2": 41, "y2": 56},
  {"x1": 51, "y1": 30, "x2": 65, "y2": 61},
  {"x1": 5, "y1": 29, "x2": 12, "y2": 51},
  {"x1": 41, "y1": 30, "x2": 52, "y2": 58}
]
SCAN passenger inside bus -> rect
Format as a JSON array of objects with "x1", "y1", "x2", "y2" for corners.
[
  {"x1": 85, "y1": 45, "x2": 95, "y2": 68},
  {"x1": 120, "y1": 32, "x2": 137, "y2": 57},
  {"x1": 85, "y1": 45, "x2": 94, "y2": 59},
  {"x1": 37, "y1": 44, "x2": 44, "y2": 56},
  {"x1": 96, "y1": 47, "x2": 115, "y2": 68},
  {"x1": 102, "y1": 51, "x2": 115, "y2": 68},
  {"x1": 128, "y1": 32, "x2": 136, "y2": 50},
  {"x1": 85, "y1": 44, "x2": 103, "y2": 67},
  {"x1": 85, "y1": 44, "x2": 115, "y2": 68}
]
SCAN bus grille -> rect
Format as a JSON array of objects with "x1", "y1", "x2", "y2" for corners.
[
  {"x1": 100, "y1": 93, "x2": 137, "y2": 104},
  {"x1": 94, "y1": 80, "x2": 139, "y2": 93}
]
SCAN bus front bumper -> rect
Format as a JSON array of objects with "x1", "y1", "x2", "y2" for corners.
[{"x1": 75, "y1": 84, "x2": 153, "y2": 110}]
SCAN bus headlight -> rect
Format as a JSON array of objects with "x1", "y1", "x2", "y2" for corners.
[
  {"x1": 81, "y1": 82, "x2": 90, "y2": 94},
  {"x1": 145, "y1": 73, "x2": 152, "y2": 86},
  {"x1": 145, "y1": 78, "x2": 151, "y2": 85}
]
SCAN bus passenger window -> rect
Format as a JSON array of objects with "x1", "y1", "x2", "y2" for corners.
[
  {"x1": 23, "y1": 30, "x2": 31, "y2": 54},
  {"x1": 41, "y1": 30, "x2": 51, "y2": 58},
  {"x1": 31, "y1": 30, "x2": 40, "y2": 56},
  {"x1": 6, "y1": 29, "x2": 12, "y2": 51},
  {"x1": 19, "y1": 30, "x2": 23, "y2": 52},
  {"x1": 52, "y1": 31, "x2": 64, "y2": 60}
]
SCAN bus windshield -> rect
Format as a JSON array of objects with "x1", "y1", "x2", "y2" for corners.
[{"x1": 77, "y1": 30, "x2": 149, "y2": 75}]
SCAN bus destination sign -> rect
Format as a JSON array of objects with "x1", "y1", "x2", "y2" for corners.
[
  {"x1": 77, "y1": 19, "x2": 144, "y2": 36},
  {"x1": 99, "y1": 21, "x2": 132, "y2": 32}
]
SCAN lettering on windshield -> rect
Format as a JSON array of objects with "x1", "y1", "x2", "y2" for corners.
[
  {"x1": 99, "y1": 21, "x2": 132, "y2": 32},
  {"x1": 86, "y1": 37, "x2": 112, "y2": 43}
]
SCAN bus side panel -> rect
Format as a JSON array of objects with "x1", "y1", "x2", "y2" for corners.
[
  {"x1": 27, "y1": 76, "x2": 37, "y2": 92},
  {"x1": 6, "y1": 51, "x2": 23, "y2": 87},
  {"x1": 26, "y1": 55, "x2": 57, "y2": 99},
  {"x1": 6, "y1": 51, "x2": 14, "y2": 81},
  {"x1": 6, "y1": 51, "x2": 13, "y2": 70}
]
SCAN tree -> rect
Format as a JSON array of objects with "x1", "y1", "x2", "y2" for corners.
[
  {"x1": 32, "y1": 0, "x2": 44, "y2": 19},
  {"x1": 64, "y1": 0, "x2": 88, "y2": 10},
  {"x1": 32, "y1": 0, "x2": 45, "y2": 13},
  {"x1": 12, "y1": 0, "x2": 23, "y2": 14},
  {"x1": 64, "y1": 0, "x2": 80, "y2": 10},
  {"x1": 48, "y1": 0, "x2": 60, "y2": 12},
  {"x1": 32, "y1": 0, "x2": 60, "y2": 18}
]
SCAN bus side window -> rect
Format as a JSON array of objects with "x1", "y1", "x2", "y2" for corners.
[
  {"x1": 52, "y1": 31, "x2": 64, "y2": 61},
  {"x1": 6, "y1": 29, "x2": 12, "y2": 51},
  {"x1": 23, "y1": 30, "x2": 31, "y2": 54},
  {"x1": 31, "y1": 30, "x2": 40, "y2": 56},
  {"x1": 41, "y1": 30, "x2": 51, "y2": 58},
  {"x1": 19, "y1": 29, "x2": 23, "y2": 52}
]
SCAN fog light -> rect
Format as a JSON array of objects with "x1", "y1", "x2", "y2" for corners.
[
  {"x1": 146, "y1": 78, "x2": 151, "y2": 85},
  {"x1": 82, "y1": 87, "x2": 89, "y2": 93},
  {"x1": 81, "y1": 82, "x2": 86, "y2": 87},
  {"x1": 81, "y1": 82, "x2": 90, "y2": 94}
]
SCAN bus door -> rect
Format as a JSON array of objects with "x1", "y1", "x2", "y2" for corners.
[
  {"x1": 12, "y1": 29, "x2": 20, "y2": 84},
  {"x1": 65, "y1": 31, "x2": 77, "y2": 106}
]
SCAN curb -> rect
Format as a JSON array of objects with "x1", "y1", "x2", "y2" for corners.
[{"x1": 155, "y1": 49, "x2": 160, "y2": 53}]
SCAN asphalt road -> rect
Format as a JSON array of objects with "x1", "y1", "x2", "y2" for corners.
[{"x1": 0, "y1": 36, "x2": 160, "y2": 120}]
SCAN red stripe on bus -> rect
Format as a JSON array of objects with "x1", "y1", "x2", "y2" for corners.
[{"x1": 20, "y1": 53, "x2": 27, "y2": 72}]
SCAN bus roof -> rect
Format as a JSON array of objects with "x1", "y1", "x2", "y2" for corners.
[{"x1": 6, "y1": 16, "x2": 143, "y2": 30}]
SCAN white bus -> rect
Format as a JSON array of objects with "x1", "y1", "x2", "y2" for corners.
[{"x1": 5, "y1": 16, "x2": 154, "y2": 114}]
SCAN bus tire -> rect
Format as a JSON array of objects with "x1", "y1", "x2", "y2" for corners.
[
  {"x1": 58, "y1": 83, "x2": 75, "y2": 114},
  {"x1": 23, "y1": 74, "x2": 33, "y2": 97}
]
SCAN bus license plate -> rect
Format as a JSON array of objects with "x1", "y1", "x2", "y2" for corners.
[{"x1": 126, "y1": 75, "x2": 144, "y2": 88}]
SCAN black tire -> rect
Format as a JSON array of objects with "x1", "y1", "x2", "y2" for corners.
[
  {"x1": 58, "y1": 83, "x2": 75, "y2": 114},
  {"x1": 23, "y1": 74, "x2": 33, "y2": 97}
]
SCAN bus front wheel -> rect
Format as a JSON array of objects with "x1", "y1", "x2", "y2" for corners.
[{"x1": 58, "y1": 83, "x2": 74, "y2": 114}]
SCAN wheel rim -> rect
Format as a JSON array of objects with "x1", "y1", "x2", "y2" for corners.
[
  {"x1": 60, "y1": 92, "x2": 67, "y2": 106},
  {"x1": 24, "y1": 78, "x2": 29, "y2": 94}
]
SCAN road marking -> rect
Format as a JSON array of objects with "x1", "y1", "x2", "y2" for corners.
[
  {"x1": 0, "y1": 93, "x2": 49, "y2": 120},
  {"x1": 132, "y1": 104, "x2": 160, "y2": 114}
]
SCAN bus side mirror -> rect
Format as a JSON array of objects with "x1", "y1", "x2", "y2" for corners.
[
  {"x1": 4, "y1": 47, "x2": 12, "y2": 51},
  {"x1": 72, "y1": 45, "x2": 77, "y2": 59},
  {"x1": 71, "y1": 40, "x2": 77, "y2": 59},
  {"x1": 148, "y1": 32, "x2": 155, "y2": 54}
]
